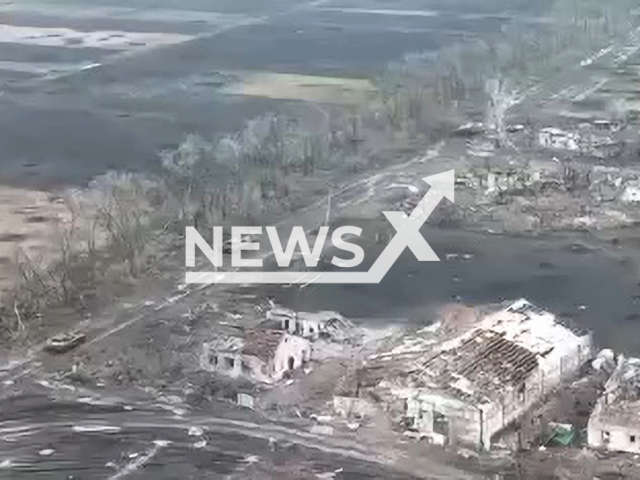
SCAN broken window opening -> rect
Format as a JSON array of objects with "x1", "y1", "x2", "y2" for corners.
[
  {"x1": 433, "y1": 411, "x2": 449, "y2": 436},
  {"x1": 284, "y1": 319, "x2": 290, "y2": 331},
  {"x1": 288, "y1": 356, "x2": 295, "y2": 370},
  {"x1": 224, "y1": 357, "x2": 234, "y2": 370},
  {"x1": 631, "y1": 435, "x2": 636, "y2": 443}
]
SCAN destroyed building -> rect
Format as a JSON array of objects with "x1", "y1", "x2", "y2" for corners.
[
  {"x1": 588, "y1": 356, "x2": 640, "y2": 453},
  {"x1": 358, "y1": 300, "x2": 593, "y2": 450},
  {"x1": 268, "y1": 308, "x2": 353, "y2": 341},
  {"x1": 537, "y1": 118, "x2": 624, "y2": 159},
  {"x1": 201, "y1": 325, "x2": 311, "y2": 383},
  {"x1": 201, "y1": 336, "x2": 245, "y2": 378}
]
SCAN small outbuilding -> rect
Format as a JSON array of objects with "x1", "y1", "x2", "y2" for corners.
[{"x1": 588, "y1": 356, "x2": 640, "y2": 453}]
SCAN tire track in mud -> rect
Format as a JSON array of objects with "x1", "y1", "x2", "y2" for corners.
[{"x1": 0, "y1": 402, "x2": 481, "y2": 479}]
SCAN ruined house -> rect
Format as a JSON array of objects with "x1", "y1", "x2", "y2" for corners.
[
  {"x1": 201, "y1": 327, "x2": 311, "y2": 383},
  {"x1": 267, "y1": 307, "x2": 297, "y2": 332},
  {"x1": 201, "y1": 336, "x2": 245, "y2": 378},
  {"x1": 538, "y1": 120, "x2": 623, "y2": 159},
  {"x1": 588, "y1": 356, "x2": 640, "y2": 453},
  {"x1": 359, "y1": 300, "x2": 593, "y2": 450},
  {"x1": 539, "y1": 127, "x2": 580, "y2": 151},
  {"x1": 269, "y1": 307, "x2": 353, "y2": 341},
  {"x1": 244, "y1": 327, "x2": 311, "y2": 381}
]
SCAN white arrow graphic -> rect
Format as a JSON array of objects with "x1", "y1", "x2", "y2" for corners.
[{"x1": 185, "y1": 170, "x2": 455, "y2": 284}]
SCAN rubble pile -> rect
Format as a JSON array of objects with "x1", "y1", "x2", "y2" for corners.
[{"x1": 538, "y1": 120, "x2": 625, "y2": 159}]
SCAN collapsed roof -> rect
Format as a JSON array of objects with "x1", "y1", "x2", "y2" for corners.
[
  {"x1": 243, "y1": 328, "x2": 285, "y2": 363},
  {"x1": 594, "y1": 356, "x2": 640, "y2": 425},
  {"x1": 363, "y1": 299, "x2": 591, "y2": 404}
]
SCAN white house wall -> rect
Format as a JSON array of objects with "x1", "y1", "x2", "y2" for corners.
[
  {"x1": 588, "y1": 413, "x2": 640, "y2": 453},
  {"x1": 403, "y1": 391, "x2": 484, "y2": 447},
  {"x1": 273, "y1": 334, "x2": 311, "y2": 379}
]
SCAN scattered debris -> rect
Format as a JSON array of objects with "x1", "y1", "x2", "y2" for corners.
[
  {"x1": 588, "y1": 356, "x2": 640, "y2": 453},
  {"x1": 539, "y1": 127, "x2": 580, "y2": 151},
  {"x1": 546, "y1": 422, "x2": 576, "y2": 447},
  {"x1": 592, "y1": 349, "x2": 616, "y2": 374},
  {"x1": 310, "y1": 425, "x2": 334, "y2": 436},
  {"x1": 237, "y1": 393, "x2": 255, "y2": 409},
  {"x1": 333, "y1": 396, "x2": 377, "y2": 419},
  {"x1": 315, "y1": 472, "x2": 336, "y2": 479},
  {"x1": 538, "y1": 121, "x2": 623, "y2": 158},
  {"x1": 620, "y1": 181, "x2": 640, "y2": 203},
  {"x1": 453, "y1": 122, "x2": 485, "y2": 137},
  {"x1": 458, "y1": 448, "x2": 478, "y2": 459},
  {"x1": 72, "y1": 425, "x2": 121, "y2": 434},
  {"x1": 506, "y1": 124, "x2": 525, "y2": 133}
]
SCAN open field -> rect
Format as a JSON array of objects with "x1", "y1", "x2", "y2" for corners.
[{"x1": 0, "y1": 0, "x2": 550, "y2": 186}]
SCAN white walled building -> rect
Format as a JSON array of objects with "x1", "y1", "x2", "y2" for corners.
[
  {"x1": 269, "y1": 308, "x2": 352, "y2": 341},
  {"x1": 588, "y1": 356, "x2": 640, "y2": 453},
  {"x1": 362, "y1": 300, "x2": 593, "y2": 450},
  {"x1": 273, "y1": 334, "x2": 311, "y2": 374},
  {"x1": 201, "y1": 327, "x2": 310, "y2": 383}
]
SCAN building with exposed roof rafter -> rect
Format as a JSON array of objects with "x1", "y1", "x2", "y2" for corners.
[{"x1": 358, "y1": 299, "x2": 593, "y2": 449}]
